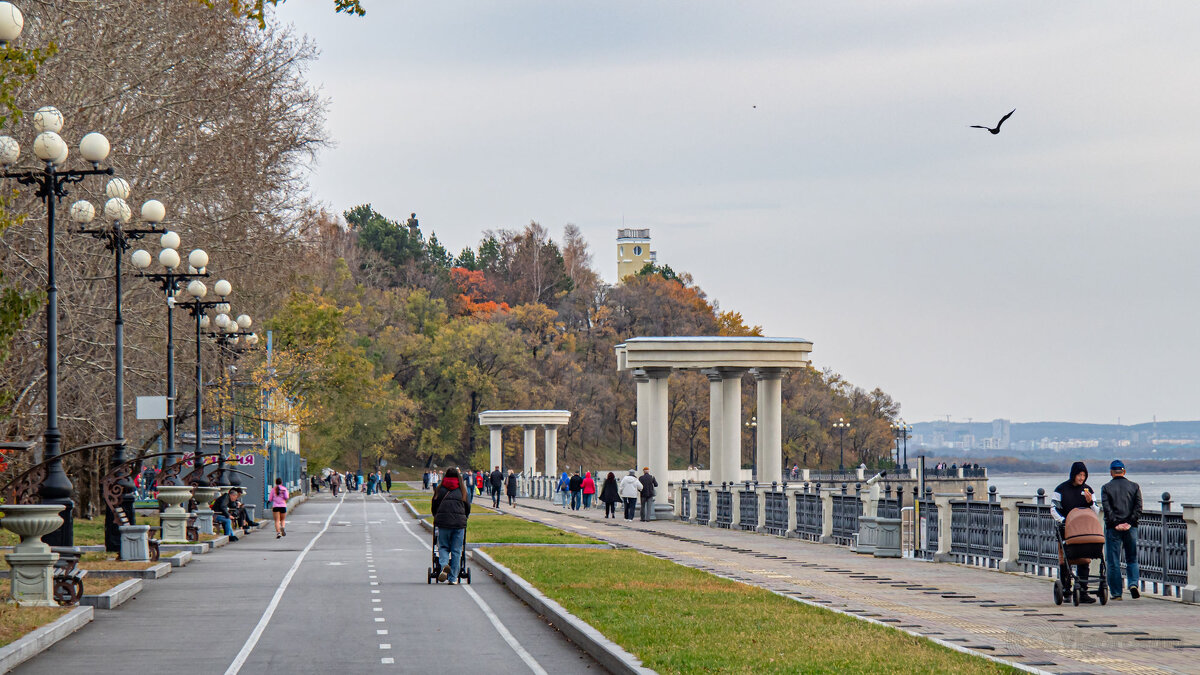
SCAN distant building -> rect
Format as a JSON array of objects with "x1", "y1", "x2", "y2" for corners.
[
  {"x1": 991, "y1": 418, "x2": 1011, "y2": 449},
  {"x1": 617, "y1": 228, "x2": 655, "y2": 280}
]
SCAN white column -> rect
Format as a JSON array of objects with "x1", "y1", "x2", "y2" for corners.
[
  {"x1": 704, "y1": 369, "x2": 724, "y2": 484},
  {"x1": 634, "y1": 370, "x2": 650, "y2": 471},
  {"x1": 754, "y1": 368, "x2": 784, "y2": 485},
  {"x1": 647, "y1": 368, "x2": 671, "y2": 509},
  {"x1": 489, "y1": 426, "x2": 503, "y2": 471},
  {"x1": 720, "y1": 369, "x2": 745, "y2": 484},
  {"x1": 523, "y1": 426, "x2": 537, "y2": 476},
  {"x1": 543, "y1": 425, "x2": 558, "y2": 478}
]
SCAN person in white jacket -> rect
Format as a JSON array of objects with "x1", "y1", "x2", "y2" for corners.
[{"x1": 617, "y1": 469, "x2": 641, "y2": 522}]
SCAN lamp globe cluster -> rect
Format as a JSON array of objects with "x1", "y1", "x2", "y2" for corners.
[{"x1": 0, "y1": 104, "x2": 109, "y2": 169}]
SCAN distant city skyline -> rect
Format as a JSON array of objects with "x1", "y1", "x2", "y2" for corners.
[{"x1": 283, "y1": 2, "x2": 1200, "y2": 425}]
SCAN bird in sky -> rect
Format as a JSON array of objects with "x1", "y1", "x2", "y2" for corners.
[{"x1": 970, "y1": 109, "x2": 1015, "y2": 135}]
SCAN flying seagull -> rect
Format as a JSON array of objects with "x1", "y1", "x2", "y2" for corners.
[{"x1": 970, "y1": 109, "x2": 1015, "y2": 135}]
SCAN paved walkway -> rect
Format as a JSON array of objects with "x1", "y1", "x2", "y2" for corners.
[
  {"x1": 505, "y1": 495, "x2": 1200, "y2": 675},
  {"x1": 18, "y1": 492, "x2": 601, "y2": 674}
]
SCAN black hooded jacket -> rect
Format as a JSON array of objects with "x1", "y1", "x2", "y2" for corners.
[{"x1": 1052, "y1": 461, "x2": 1097, "y2": 524}]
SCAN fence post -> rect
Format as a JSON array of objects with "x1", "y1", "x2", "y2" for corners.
[
  {"x1": 707, "y1": 483, "x2": 719, "y2": 527},
  {"x1": 730, "y1": 483, "x2": 741, "y2": 527},
  {"x1": 756, "y1": 482, "x2": 769, "y2": 533},
  {"x1": 674, "y1": 481, "x2": 683, "y2": 519},
  {"x1": 820, "y1": 487, "x2": 835, "y2": 544},
  {"x1": 786, "y1": 484, "x2": 798, "y2": 537},
  {"x1": 933, "y1": 493, "x2": 955, "y2": 562},
  {"x1": 999, "y1": 495, "x2": 1023, "y2": 572},
  {"x1": 1182, "y1": 503, "x2": 1199, "y2": 604}
]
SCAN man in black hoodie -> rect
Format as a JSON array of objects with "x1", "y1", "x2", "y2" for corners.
[{"x1": 1052, "y1": 461, "x2": 1098, "y2": 602}]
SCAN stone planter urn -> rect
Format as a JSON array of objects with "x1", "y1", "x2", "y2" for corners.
[
  {"x1": 157, "y1": 485, "x2": 194, "y2": 543},
  {"x1": 192, "y1": 486, "x2": 221, "y2": 536},
  {"x1": 1, "y1": 504, "x2": 65, "y2": 606}
]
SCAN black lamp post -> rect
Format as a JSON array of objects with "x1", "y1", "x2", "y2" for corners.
[
  {"x1": 890, "y1": 421, "x2": 911, "y2": 471},
  {"x1": 833, "y1": 417, "x2": 850, "y2": 474},
  {"x1": 72, "y1": 179, "x2": 167, "y2": 553},
  {"x1": 744, "y1": 416, "x2": 757, "y2": 481},
  {"x1": 178, "y1": 274, "x2": 232, "y2": 486},
  {"x1": 0, "y1": 104, "x2": 115, "y2": 546},
  {"x1": 131, "y1": 234, "x2": 209, "y2": 487},
  {"x1": 204, "y1": 315, "x2": 257, "y2": 486}
]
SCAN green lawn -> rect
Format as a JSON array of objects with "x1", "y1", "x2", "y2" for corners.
[
  {"x1": 468, "y1": 515, "x2": 600, "y2": 545},
  {"x1": 0, "y1": 517, "x2": 108, "y2": 547},
  {"x1": 486, "y1": 548, "x2": 1017, "y2": 675}
]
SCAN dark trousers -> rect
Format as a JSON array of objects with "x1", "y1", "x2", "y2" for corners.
[
  {"x1": 507, "y1": 492, "x2": 515, "y2": 506},
  {"x1": 570, "y1": 491, "x2": 581, "y2": 510},
  {"x1": 623, "y1": 498, "x2": 637, "y2": 519},
  {"x1": 492, "y1": 489, "x2": 501, "y2": 508},
  {"x1": 604, "y1": 501, "x2": 616, "y2": 518},
  {"x1": 640, "y1": 497, "x2": 653, "y2": 521}
]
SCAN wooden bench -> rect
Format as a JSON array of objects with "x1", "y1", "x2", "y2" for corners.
[
  {"x1": 112, "y1": 505, "x2": 162, "y2": 561},
  {"x1": 50, "y1": 546, "x2": 85, "y2": 606}
]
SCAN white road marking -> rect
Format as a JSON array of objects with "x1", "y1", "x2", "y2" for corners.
[
  {"x1": 224, "y1": 493, "x2": 345, "y2": 675},
  {"x1": 372, "y1": 598, "x2": 381, "y2": 603},
  {"x1": 374, "y1": 607, "x2": 382, "y2": 612},
  {"x1": 380, "y1": 643, "x2": 391, "y2": 649},
  {"x1": 382, "y1": 657, "x2": 395, "y2": 664},
  {"x1": 377, "y1": 629, "x2": 388, "y2": 635},
  {"x1": 379, "y1": 493, "x2": 547, "y2": 675},
  {"x1": 374, "y1": 618, "x2": 385, "y2": 623},
  {"x1": 371, "y1": 590, "x2": 380, "y2": 594}
]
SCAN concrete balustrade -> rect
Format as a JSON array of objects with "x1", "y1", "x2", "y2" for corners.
[{"x1": 478, "y1": 410, "x2": 570, "y2": 479}]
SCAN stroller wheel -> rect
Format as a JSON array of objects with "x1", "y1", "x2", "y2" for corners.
[
  {"x1": 427, "y1": 567, "x2": 433, "y2": 584},
  {"x1": 1100, "y1": 582, "x2": 1109, "y2": 606},
  {"x1": 1053, "y1": 580, "x2": 1063, "y2": 606},
  {"x1": 1072, "y1": 586, "x2": 1081, "y2": 606}
]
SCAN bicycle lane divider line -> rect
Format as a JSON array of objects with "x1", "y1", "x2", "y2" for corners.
[
  {"x1": 378, "y1": 493, "x2": 548, "y2": 675},
  {"x1": 224, "y1": 492, "x2": 346, "y2": 675}
]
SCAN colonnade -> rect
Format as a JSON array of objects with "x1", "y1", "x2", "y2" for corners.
[{"x1": 478, "y1": 410, "x2": 570, "y2": 477}]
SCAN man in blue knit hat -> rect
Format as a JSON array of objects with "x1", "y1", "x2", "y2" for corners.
[{"x1": 1101, "y1": 459, "x2": 1142, "y2": 600}]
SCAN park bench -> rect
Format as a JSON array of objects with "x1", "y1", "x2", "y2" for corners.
[
  {"x1": 111, "y1": 503, "x2": 161, "y2": 561},
  {"x1": 50, "y1": 546, "x2": 85, "y2": 606}
]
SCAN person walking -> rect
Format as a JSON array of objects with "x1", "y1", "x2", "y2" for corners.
[
  {"x1": 1102, "y1": 460, "x2": 1142, "y2": 600},
  {"x1": 599, "y1": 471, "x2": 619, "y2": 519},
  {"x1": 384, "y1": 470, "x2": 392, "y2": 492},
  {"x1": 582, "y1": 471, "x2": 596, "y2": 509},
  {"x1": 431, "y1": 470, "x2": 440, "y2": 492},
  {"x1": 422, "y1": 470, "x2": 430, "y2": 490},
  {"x1": 431, "y1": 467, "x2": 471, "y2": 585},
  {"x1": 464, "y1": 470, "x2": 475, "y2": 504},
  {"x1": 331, "y1": 471, "x2": 341, "y2": 496},
  {"x1": 490, "y1": 466, "x2": 503, "y2": 508},
  {"x1": 1052, "y1": 461, "x2": 1098, "y2": 603},
  {"x1": 619, "y1": 469, "x2": 640, "y2": 521},
  {"x1": 568, "y1": 471, "x2": 583, "y2": 510},
  {"x1": 505, "y1": 469, "x2": 518, "y2": 507},
  {"x1": 556, "y1": 471, "x2": 570, "y2": 508},
  {"x1": 638, "y1": 466, "x2": 658, "y2": 522},
  {"x1": 270, "y1": 477, "x2": 289, "y2": 539}
]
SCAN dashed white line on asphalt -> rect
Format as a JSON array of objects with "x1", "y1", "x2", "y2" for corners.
[
  {"x1": 377, "y1": 629, "x2": 388, "y2": 635},
  {"x1": 380, "y1": 493, "x2": 548, "y2": 675},
  {"x1": 380, "y1": 643, "x2": 391, "y2": 649},
  {"x1": 371, "y1": 590, "x2": 380, "y2": 594},
  {"x1": 372, "y1": 598, "x2": 381, "y2": 603},
  {"x1": 374, "y1": 607, "x2": 382, "y2": 612},
  {"x1": 382, "y1": 658, "x2": 395, "y2": 664},
  {"x1": 375, "y1": 618, "x2": 385, "y2": 622}
]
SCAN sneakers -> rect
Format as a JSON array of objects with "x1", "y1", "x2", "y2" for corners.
[
  {"x1": 229, "y1": 535, "x2": 239, "y2": 542},
  {"x1": 437, "y1": 565, "x2": 450, "y2": 582},
  {"x1": 1129, "y1": 585, "x2": 1140, "y2": 599},
  {"x1": 282, "y1": 528, "x2": 286, "y2": 537},
  {"x1": 276, "y1": 533, "x2": 282, "y2": 539},
  {"x1": 1079, "y1": 593, "x2": 1097, "y2": 604},
  {"x1": 1110, "y1": 594, "x2": 1123, "y2": 600}
]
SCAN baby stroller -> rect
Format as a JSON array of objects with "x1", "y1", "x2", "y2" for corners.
[
  {"x1": 426, "y1": 523, "x2": 471, "y2": 584},
  {"x1": 1053, "y1": 507, "x2": 1108, "y2": 606}
]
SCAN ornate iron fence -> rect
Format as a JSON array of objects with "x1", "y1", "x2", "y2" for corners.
[
  {"x1": 877, "y1": 484, "x2": 903, "y2": 519},
  {"x1": 738, "y1": 486, "x2": 758, "y2": 531},
  {"x1": 764, "y1": 489, "x2": 788, "y2": 535},
  {"x1": 680, "y1": 485, "x2": 691, "y2": 520},
  {"x1": 1016, "y1": 489, "x2": 1057, "y2": 574},
  {"x1": 950, "y1": 486, "x2": 1004, "y2": 566},
  {"x1": 695, "y1": 487, "x2": 711, "y2": 524},
  {"x1": 915, "y1": 487, "x2": 938, "y2": 560},
  {"x1": 830, "y1": 484, "x2": 861, "y2": 546},
  {"x1": 795, "y1": 483, "x2": 822, "y2": 541},
  {"x1": 1124, "y1": 493, "x2": 1189, "y2": 596},
  {"x1": 715, "y1": 488, "x2": 733, "y2": 528}
]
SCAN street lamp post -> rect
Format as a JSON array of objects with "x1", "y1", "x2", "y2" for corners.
[
  {"x1": 71, "y1": 179, "x2": 167, "y2": 553},
  {"x1": 833, "y1": 417, "x2": 851, "y2": 474},
  {"x1": 178, "y1": 274, "x2": 232, "y2": 486},
  {"x1": 744, "y1": 416, "x2": 757, "y2": 481},
  {"x1": 890, "y1": 421, "x2": 912, "y2": 471},
  {"x1": 0, "y1": 96, "x2": 114, "y2": 545},
  {"x1": 130, "y1": 235, "x2": 209, "y2": 487},
  {"x1": 204, "y1": 314, "x2": 257, "y2": 486}
]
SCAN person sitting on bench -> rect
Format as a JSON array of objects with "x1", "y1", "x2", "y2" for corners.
[
  {"x1": 212, "y1": 488, "x2": 243, "y2": 542},
  {"x1": 227, "y1": 489, "x2": 260, "y2": 534}
]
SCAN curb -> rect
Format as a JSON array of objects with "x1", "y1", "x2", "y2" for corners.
[
  {"x1": 473, "y1": 549, "x2": 655, "y2": 675},
  {"x1": 165, "y1": 550, "x2": 193, "y2": 567},
  {"x1": 160, "y1": 542, "x2": 208, "y2": 554},
  {"x1": 209, "y1": 535, "x2": 230, "y2": 548},
  {"x1": 416, "y1": 507, "x2": 615, "y2": 549},
  {"x1": 84, "y1": 562, "x2": 171, "y2": 580},
  {"x1": 81, "y1": 578, "x2": 143, "y2": 610},
  {"x1": 0, "y1": 605, "x2": 93, "y2": 672}
]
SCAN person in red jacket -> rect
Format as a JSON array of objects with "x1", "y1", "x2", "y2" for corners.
[{"x1": 581, "y1": 471, "x2": 596, "y2": 508}]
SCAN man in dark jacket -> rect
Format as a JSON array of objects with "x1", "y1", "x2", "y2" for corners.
[
  {"x1": 431, "y1": 468, "x2": 471, "y2": 583},
  {"x1": 638, "y1": 467, "x2": 658, "y2": 522},
  {"x1": 1052, "y1": 461, "x2": 1098, "y2": 602},
  {"x1": 1102, "y1": 460, "x2": 1142, "y2": 600},
  {"x1": 568, "y1": 472, "x2": 583, "y2": 510},
  {"x1": 211, "y1": 488, "x2": 241, "y2": 542},
  {"x1": 490, "y1": 466, "x2": 503, "y2": 508},
  {"x1": 505, "y1": 470, "x2": 518, "y2": 507},
  {"x1": 422, "y1": 470, "x2": 430, "y2": 490}
]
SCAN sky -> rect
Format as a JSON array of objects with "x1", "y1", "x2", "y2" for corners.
[{"x1": 282, "y1": 1, "x2": 1200, "y2": 425}]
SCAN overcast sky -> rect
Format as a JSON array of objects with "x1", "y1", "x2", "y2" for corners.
[{"x1": 283, "y1": 1, "x2": 1200, "y2": 425}]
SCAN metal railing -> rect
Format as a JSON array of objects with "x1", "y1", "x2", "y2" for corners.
[
  {"x1": 1128, "y1": 492, "x2": 1188, "y2": 597},
  {"x1": 764, "y1": 487, "x2": 787, "y2": 535},
  {"x1": 715, "y1": 488, "x2": 733, "y2": 528},
  {"x1": 915, "y1": 487, "x2": 939, "y2": 560},
  {"x1": 950, "y1": 486, "x2": 1004, "y2": 567},
  {"x1": 738, "y1": 484, "x2": 758, "y2": 531},
  {"x1": 1016, "y1": 490, "x2": 1057, "y2": 574},
  {"x1": 877, "y1": 484, "x2": 903, "y2": 520},
  {"x1": 680, "y1": 486, "x2": 691, "y2": 520},
  {"x1": 795, "y1": 483, "x2": 822, "y2": 541},
  {"x1": 830, "y1": 483, "x2": 861, "y2": 546},
  {"x1": 695, "y1": 487, "x2": 711, "y2": 523}
]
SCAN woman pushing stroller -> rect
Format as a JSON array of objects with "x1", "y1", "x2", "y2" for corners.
[{"x1": 1052, "y1": 461, "x2": 1103, "y2": 604}]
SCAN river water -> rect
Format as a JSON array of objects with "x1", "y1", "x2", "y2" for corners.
[{"x1": 988, "y1": 472, "x2": 1200, "y2": 511}]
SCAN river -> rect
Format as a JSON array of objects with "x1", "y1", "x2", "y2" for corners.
[{"x1": 987, "y1": 472, "x2": 1200, "y2": 511}]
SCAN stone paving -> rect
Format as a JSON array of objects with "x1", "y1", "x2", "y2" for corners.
[{"x1": 507, "y1": 496, "x2": 1200, "y2": 675}]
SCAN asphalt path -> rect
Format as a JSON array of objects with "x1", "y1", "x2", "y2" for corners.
[{"x1": 17, "y1": 491, "x2": 602, "y2": 674}]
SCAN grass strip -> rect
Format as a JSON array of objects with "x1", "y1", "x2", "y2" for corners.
[
  {"x1": 0, "y1": 591, "x2": 66, "y2": 648},
  {"x1": 486, "y1": 548, "x2": 1018, "y2": 674},
  {"x1": 79, "y1": 553, "x2": 158, "y2": 570},
  {"x1": 82, "y1": 575, "x2": 132, "y2": 595},
  {"x1": 468, "y1": 515, "x2": 600, "y2": 545}
]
